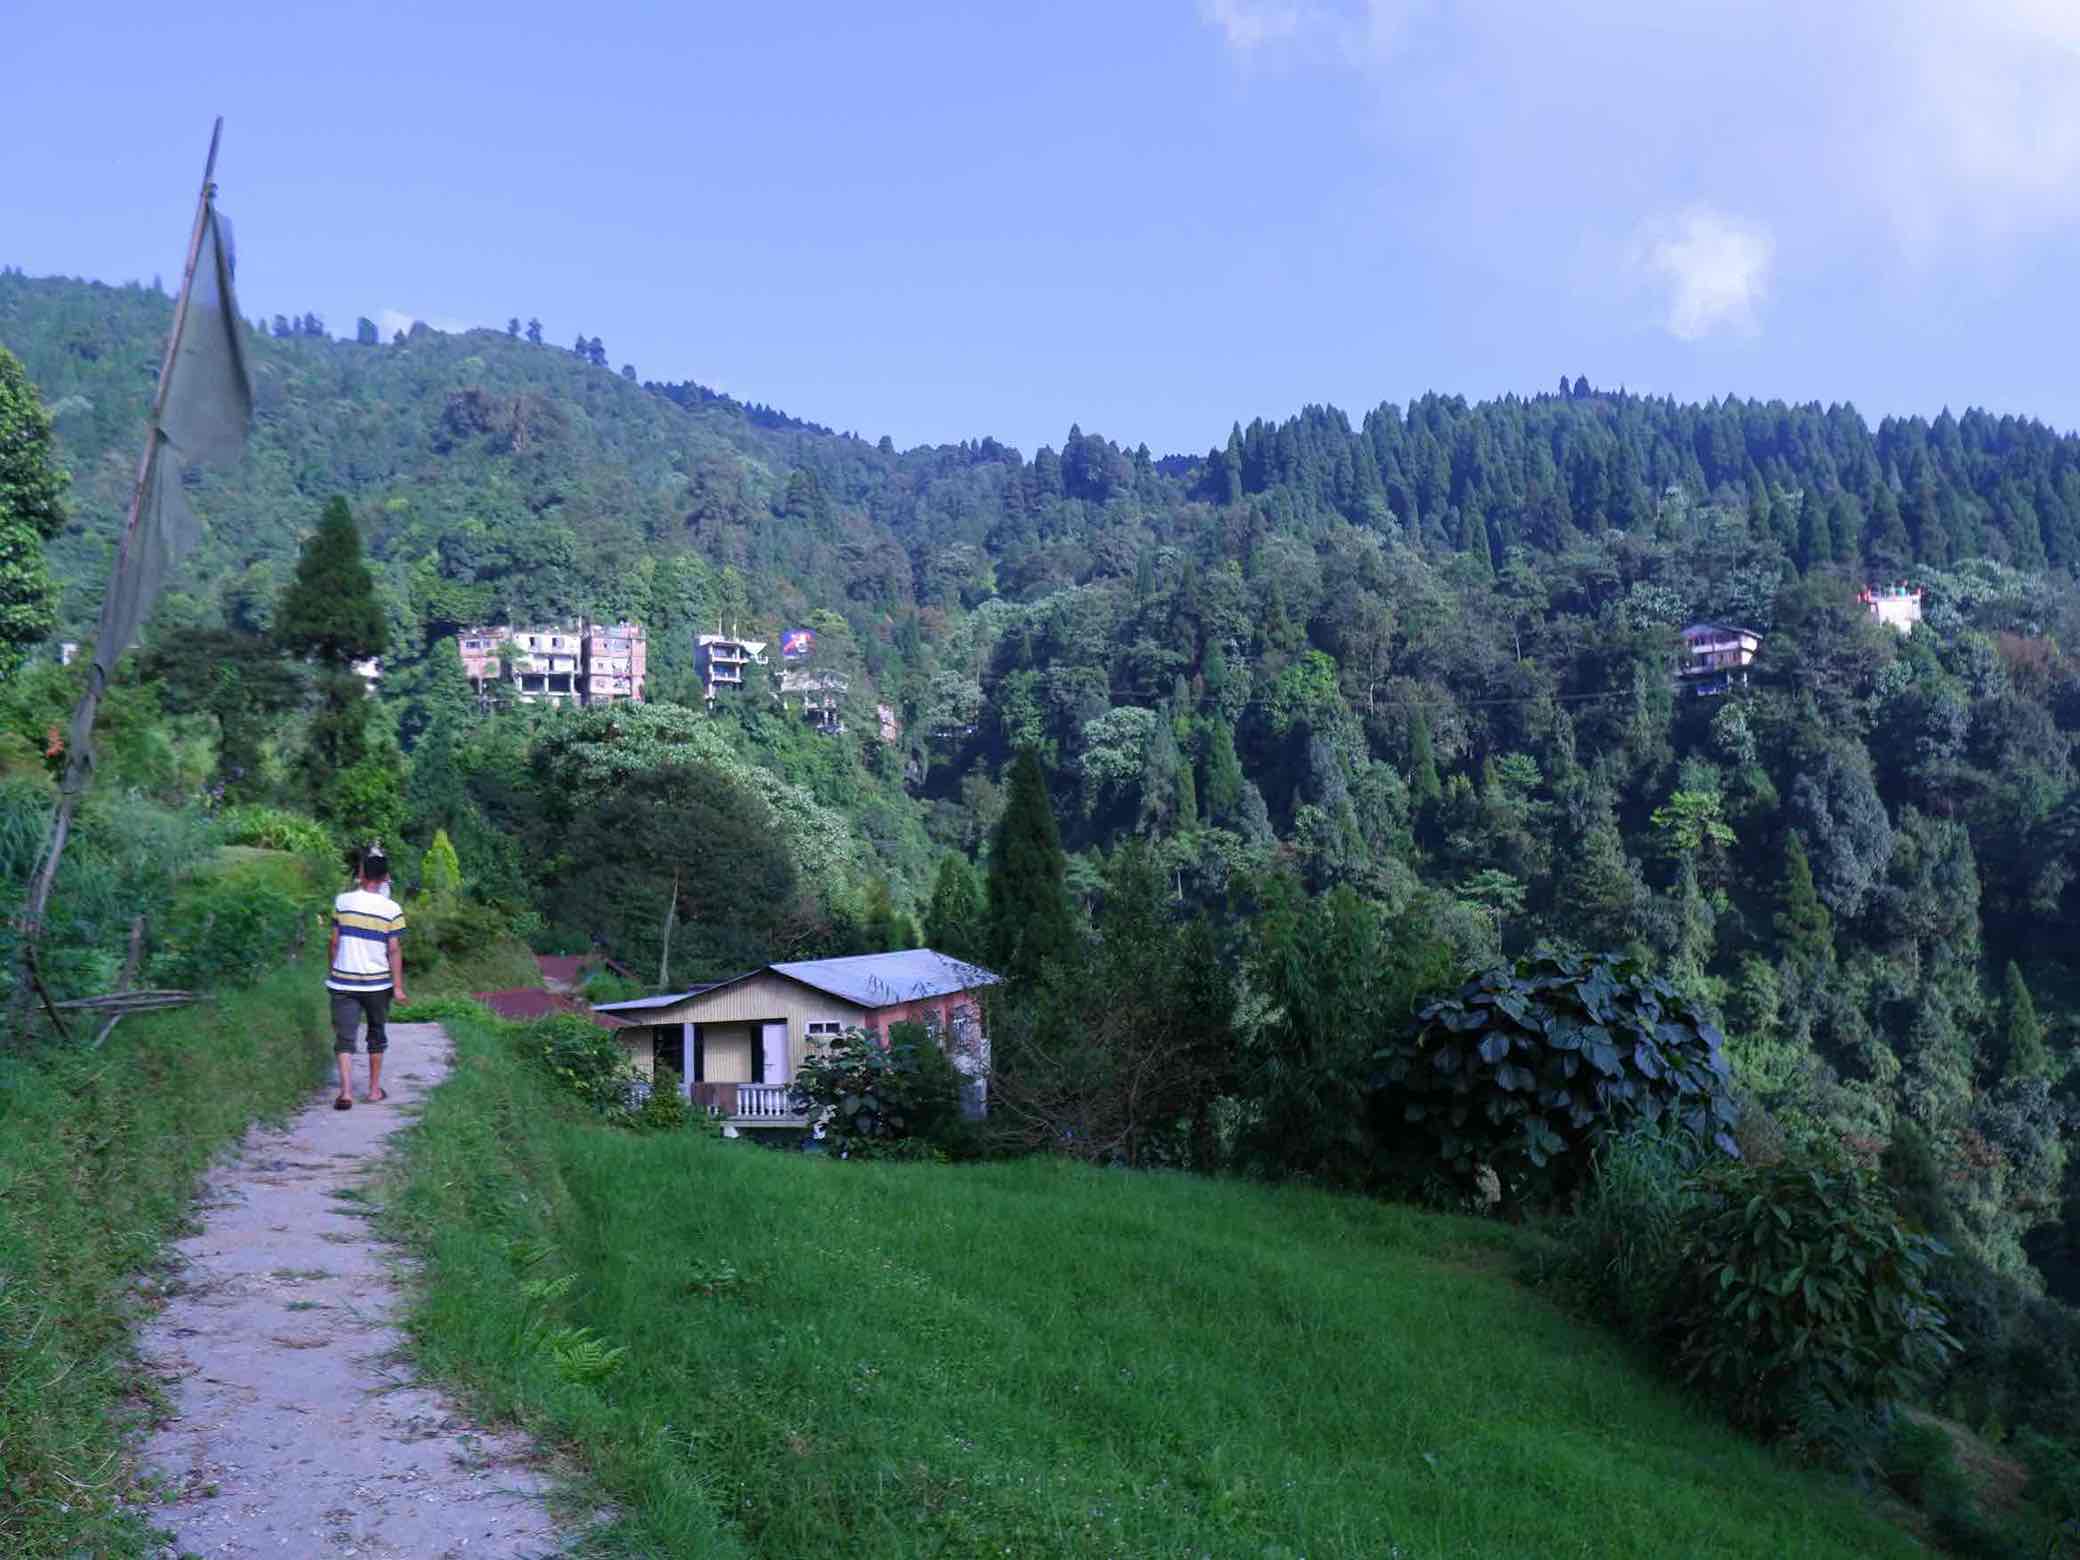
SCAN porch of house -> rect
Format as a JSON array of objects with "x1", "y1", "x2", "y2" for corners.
[{"x1": 647, "y1": 1019, "x2": 808, "y2": 1128}]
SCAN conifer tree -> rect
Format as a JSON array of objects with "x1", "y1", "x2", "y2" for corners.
[
  {"x1": 924, "y1": 854, "x2": 986, "y2": 963},
  {"x1": 277, "y1": 497, "x2": 387, "y2": 814},
  {"x1": 420, "y1": 828, "x2": 463, "y2": 901},
  {"x1": 276, "y1": 497, "x2": 386, "y2": 666},
  {"x1": 1774, "y1": 832, "x2": 1833, "y2": 967},
  {"x1": 1203, "y1": 717, "x2": 1244, "y2": 823},
  {"x1": 986, "y1": 750, "x2": 1077, "y2": 982},
  {"x1": 1407, "y1": 710, "x2": 1443, "y2": 812},
  {"x1": 2002, "y1": 960, "x2": 2051, "y2": 1081}
]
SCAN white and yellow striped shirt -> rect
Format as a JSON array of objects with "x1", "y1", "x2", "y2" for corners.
[{"x1": 328, "y1": 888, "x2": 406, "y2": 993}]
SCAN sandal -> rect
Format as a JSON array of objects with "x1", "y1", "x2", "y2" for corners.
[
  {"x1": 367, "y1": 1089, "x2": 388, "y2": 1104},
  {"x1": 334, "y1": 1096, "x2": 353, "y2": 1111}
]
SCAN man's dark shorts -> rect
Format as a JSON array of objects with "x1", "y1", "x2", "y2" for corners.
[{"x1": 330, "y1": 989, "x2": 392, "y2": 1055}]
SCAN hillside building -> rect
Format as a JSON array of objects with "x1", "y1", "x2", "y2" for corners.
[
  {"x1": 1861, "y1": 584, "x2": 1924, "y2": 634},
  {"x1": 595, "y1": 949, "x2": 999, "y2": 1131},
  {"x1": 456, "y1": 620, "x2": 647, "y2": 707},
  {"x1": 1676, "y1": 622, "x2": 1761, "y2": 697},
  {"x1": 695, "y1": 631, "x2": 767, "y2": 701}
]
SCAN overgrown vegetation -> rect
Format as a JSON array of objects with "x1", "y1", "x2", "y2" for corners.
[
  {"x1": 0, "y1": 949, "x2": 328, "y2": 1555},
  {"x1": 382, "y1": 1010, "x2": 1927, "y2": 1559}
]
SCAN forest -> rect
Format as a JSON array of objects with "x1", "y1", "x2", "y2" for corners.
[{"x1": 5, "y1": 266, "x2": 2080, "y2": 1546}]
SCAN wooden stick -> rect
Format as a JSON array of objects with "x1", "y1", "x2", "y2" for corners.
[{"x1": 11, "y1": 120, "x2": 223, "y2": 1044}]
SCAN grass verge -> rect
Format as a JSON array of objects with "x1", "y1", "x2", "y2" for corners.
[
  {"x1": 0, "y1": 947, "x2": 330, "y2": 1556},
  {"x1": 384, "y1": 1012, "x2": 1929, "y2": 1559}
]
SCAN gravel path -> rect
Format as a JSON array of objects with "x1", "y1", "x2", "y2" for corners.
[{"x1": 137, "y1": 1020, "x2": 566, "y2": 1559}]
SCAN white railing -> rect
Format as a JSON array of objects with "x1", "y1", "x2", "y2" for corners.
[{"x1": 735, "y1": 1083, "x2": 798, "y2": 1120}]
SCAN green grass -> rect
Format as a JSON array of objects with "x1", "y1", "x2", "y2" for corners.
[
  {"x1": 409, "y1": 932, "x2": 543, "y2": 998},
  {"x1": 385, "y1": 1014, "x2": 1929, "y2": 1559},
  {"x1": 0, "y1": 948, "x2": 331, "y2": 1556}
]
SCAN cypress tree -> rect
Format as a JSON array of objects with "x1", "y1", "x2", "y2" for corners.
[
  {"x1": 1407, "y1": 711, "x2": 1443, "y2": 812},
  {"x1": 277, "y1": 496, "x2": 387, "y2": 815},
  {"x1": 2002, "y1": 960, "x2": 2051, "y2": 1081},
  {"x1": 924, "y1": 854, "x2": 987, "y2": 963},
  {"x1": 276, "y1": 496, "x2": 386, "y2": 666},
  {"x1": 1774, "y1": 832, "x2": 1833, "y2": 967},
  {"x1": 986, "y1": 750, "x2": 1077, "y2": 982},
  {"x1": 1203, "y1": 718, "x2": 1244, "y2": 824}
]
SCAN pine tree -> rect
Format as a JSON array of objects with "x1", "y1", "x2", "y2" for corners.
[
  {"x1": 1774, "y1": 832, "x2": 1833, "y2": 967},
  {"x1": 1407, "y1": 710, "x2": 1443, "y2": 812},
  {"x1": 925, "y1": 854, "x2": 987, "y2": 962},
  {"x1": 0, "y1": 348, "x2": 69, "y2": 679},
  {"x1": 525, "y1": 317, "x2": 543, "y2": 345},
  {"x1": 278, "y1": 497, "x2": 387, "y2": 815},
  {"x1": 420, "y1": 828, "x2": 463, "y2": 901},
  {"x1": 2002, "y1": 960, "x2": 2051, "y2": 1081},
  {"x1": 986, "y1": 750, "x2": 1077, "y2": 982},
  {"x1": 355, "y1": 317, "x2": 379, "y2": 345},
  {"x1": 506, "y1": 317, "x2": 521, "y2": 337},
  {"x1": 276, "y1": 497, "x2": 386, "y2": 666},
  {"x1": 1203, "y1": 717, "x2": 1243, "y2": 823}
]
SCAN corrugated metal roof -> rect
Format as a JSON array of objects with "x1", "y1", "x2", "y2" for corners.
[
  {"x1": 769, "y1": 949, "x2": 1001, "y2": 1009},
  {"x1": 593, "y1": 982, "x2": 724, "y2": 1014}
]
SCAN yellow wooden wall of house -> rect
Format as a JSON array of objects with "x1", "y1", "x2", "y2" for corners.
[{"x1": 623, "y1": 972, "x2": 867, "y2": 1082}]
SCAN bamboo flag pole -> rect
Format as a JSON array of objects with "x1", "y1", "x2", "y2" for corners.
[{"x1": 10, "y1": 119, "x2": 225, "y2": 1036}]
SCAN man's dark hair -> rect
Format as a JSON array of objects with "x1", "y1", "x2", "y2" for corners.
[{"x1": 360, "y1": 851, "x2": 390, "y2": 883}]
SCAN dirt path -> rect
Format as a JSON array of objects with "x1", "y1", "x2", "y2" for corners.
[{"x1": 137, "y1": 1020, "x2": 566, "y2": 1559}]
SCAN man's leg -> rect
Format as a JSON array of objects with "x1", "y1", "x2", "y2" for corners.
[
  {"x1": 363, "y1": 991, "x2": 391, "y2": 1101},
  {"x1": 330, "y1": 994, "x2": 359, "y2": 1107}
]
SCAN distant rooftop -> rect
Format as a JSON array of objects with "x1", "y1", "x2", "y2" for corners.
[
  {"x1": 592, "y1": 950, "x2": 1002, "y2": 1016},
  {"x1": 771, "y1": 949, "x2": 1002, "y2": 1008}
]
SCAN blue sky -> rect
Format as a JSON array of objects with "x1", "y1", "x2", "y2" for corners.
[{"x1": 9, "y1": 0, "x2": 2080, "y2": 457}]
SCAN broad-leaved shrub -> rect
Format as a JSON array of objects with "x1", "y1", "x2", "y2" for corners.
[
  {"x1": 790, "y1": 1021, "x2": 973, "y2": 1159},
  {"x1": 1671, "y1": 1152, "x2": 1958, "y2": 1434},
  {"x1": 1381, "y1": 952, "x2": 1739, "y2": 1206},
  {"x1": 512, "y1": 1013, "x2": 638, "y2": 1115}
]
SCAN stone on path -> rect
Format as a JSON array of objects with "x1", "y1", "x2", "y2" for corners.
[{"x1": 138, "y1": 1020, "x2": 565, "y2": 1558}]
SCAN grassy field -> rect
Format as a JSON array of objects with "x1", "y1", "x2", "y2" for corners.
[
  {"x1": 0, "y1": 906, "x2": 330, "y2": 1555},
  {"x1": 385, "y1": 1013, "x2": 1929, "y2": 1560}
]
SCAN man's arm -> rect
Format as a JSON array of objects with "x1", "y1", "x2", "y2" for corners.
[{"x1": 389, "y1": 936, "x2": 407, "y2": 1004}]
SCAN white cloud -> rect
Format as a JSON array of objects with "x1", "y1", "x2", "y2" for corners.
[
  {"x1": 1634, "y1": 206, "x2": 1774, "y2": 341},
  {"x1": 1201, "y1": 0, "x2": 1304, "y2": 54},
  {"x1": 375, "y1": 307, "x2": 473, "y2": 340}
]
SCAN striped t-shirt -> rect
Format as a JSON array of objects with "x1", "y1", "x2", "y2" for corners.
[{"x1": 328, "y1": 888, "x2": 406, "y2": 993}]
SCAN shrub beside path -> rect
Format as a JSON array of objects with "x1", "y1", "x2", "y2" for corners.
[{"x1": 137, "y1": 1021, "x2": 565, "y2": 1558}]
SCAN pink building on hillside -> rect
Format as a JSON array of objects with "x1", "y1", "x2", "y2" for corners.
[{"x1": 456, "y1": 619, "x2": 647, "y2": 707}]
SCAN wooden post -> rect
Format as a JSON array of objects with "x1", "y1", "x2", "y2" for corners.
[{"x1": 11, "y1": 120, "x2": 224, "y2": 1040}]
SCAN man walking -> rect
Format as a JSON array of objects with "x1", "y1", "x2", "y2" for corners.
[{"x1": 328, "y1": 845, "x2": 406, "y2": 1109}]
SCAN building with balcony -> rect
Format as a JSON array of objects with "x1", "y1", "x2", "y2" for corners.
[
  {"x1": 1676, "y1": 622, "x2": 1761, "y2": 696},
  {"x1": 695, "y1": 631, "x2": 768, "y2": 700},
  {"x1": 779, "y1": 668, "x2": 848, "y2": 734},
  {"x1": 455, "y1": 620, "x2": 647, "y2": 707},
  {"x1": 1861, "y1": 584, "x2": 1924, "y2": 634},
  {"x1": 595, "y1": 949, "x2": 999, "y2": 1132}
]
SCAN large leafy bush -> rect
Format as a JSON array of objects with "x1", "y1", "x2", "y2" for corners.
[
  {"x1": 511, "y1": 1013, "x2": 639, "y2": 1114},
  {"x1": 789, "y1": 1022, "x2": 971, "y2": 1159},
  {"x1": 1672, "y1": 1153, "x2": 1958, "y2": 1434},
  {"x1": 1381, "y1": 953, "x2": 1739, "y2": 1205}
]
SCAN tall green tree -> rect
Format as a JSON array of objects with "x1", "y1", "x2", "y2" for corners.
[
  {"x1": 277, "y1": 497, "x2": 387, "y2": 814},
  {"x1": 275, "y1": 497, "x2": 386, "y2": 666},
  {"x1": 0, "y1": 348, "x2": 68, "y2": 680},
  {"x1": 924, "y1": 854, "x2": 987, "y2": 963},
  {"x1": 2002, "y1": 960, "x2": 2051, "y2": 1081},
  {"x1": 986, "y1": 749, "x2": 1077, "y2": 983},
  {"x1": 1774, "y1": 832, "x2": 1834, "y2": 969}
]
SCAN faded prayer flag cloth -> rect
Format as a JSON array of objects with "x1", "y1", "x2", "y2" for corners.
[{"x1": 85, "y1": 202, "x2": 253, "y2": 687}]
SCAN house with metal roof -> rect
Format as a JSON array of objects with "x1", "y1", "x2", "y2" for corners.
[{"x1": 593, "y1": 949, "x2": 1001, "y2": 1129}]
